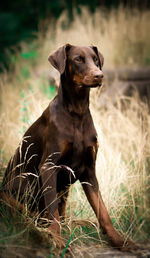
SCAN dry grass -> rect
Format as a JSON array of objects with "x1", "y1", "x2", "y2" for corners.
[
  {"x1": 0, "y1": 6, "x2": 150, "y2": 256},
  {"x1": 39, "y1": 6, "x2": 150, "y2": 67}
]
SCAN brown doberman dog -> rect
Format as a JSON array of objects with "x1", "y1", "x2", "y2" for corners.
[{"x1": 1, "y1": 44, "x2": 133, "y2": 250}]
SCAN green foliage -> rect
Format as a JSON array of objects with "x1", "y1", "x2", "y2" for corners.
[
  {"x1": 145, "y1": 56, "x2": 150, "y2": 65},
  {"x1": 42, "y1": 84, "x2": 56, "y2": 99},
  {"x1": 62, "y1": 223, "x2": 100, "y2": 249},
  {"x1": 21, "y1": 51, "x2": 38, "y2": 60},
  {"x1": 61, "y1": 226, "x2": 78, "y2": 257},
  {"x1": 20, "y1": 67, "x2": 30, "y2": 80},
  {"x1": 10, "y1": 44, "x2": 38, "y2": 68}
]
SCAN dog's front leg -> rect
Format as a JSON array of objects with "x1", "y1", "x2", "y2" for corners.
[
  {"x1": 39, "y1": 159, "x2": 65, "y2": 247},
  {"x1": 39, "y1": 161, "x2": 58, "y2": 219},
  {"x1": 80, "y1": 170, "x2": 134, "y2": 251}
]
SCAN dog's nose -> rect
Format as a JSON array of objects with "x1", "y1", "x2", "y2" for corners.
[{"x1": 94, "y1": 71, "x2": 104, "y2": 80}]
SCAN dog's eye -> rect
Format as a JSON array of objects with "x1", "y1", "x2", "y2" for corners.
[
  {"x1": 93, "y1": 56, "x2": 99, "y2": 66},
  {"x1": 74, "y1": 56, "x2": 84, "y2": 63}
]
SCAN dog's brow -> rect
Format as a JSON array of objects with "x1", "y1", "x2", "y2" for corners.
[
  {"x1": 73, "y1": 53, "x2": 85, "y2": 59},
  {"x1": 73, "y1": 49, "x2": 85, "y2": 57}
]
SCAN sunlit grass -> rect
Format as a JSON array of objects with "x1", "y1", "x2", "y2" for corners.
[{"x1": 38, "y1": 6, "x2": 150, "y2": 67}]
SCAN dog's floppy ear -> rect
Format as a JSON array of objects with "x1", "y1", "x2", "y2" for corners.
[
  {"x1": 90, "y1": 45, "x2": 104, "y2": 69},
  {"x1": 48, "y1": 44, "x2": 72, "y2": 74}
]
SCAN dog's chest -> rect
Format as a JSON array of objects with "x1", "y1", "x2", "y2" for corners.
[
  {"x1": 73, "y1": 118, "x2": 84, "y2": 151},
  {"x1": 59, "y1": 116, "x2": 97, "y2": 172},
  {"x1": 51, "y1": 103, "x2": 97, "y2": 172}
]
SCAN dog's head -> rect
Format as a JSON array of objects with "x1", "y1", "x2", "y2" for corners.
[{"x1": 48, "y1": 44, "x2": 104, "y2": 88}]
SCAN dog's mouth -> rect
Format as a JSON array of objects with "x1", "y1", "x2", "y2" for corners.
[
  {"x1": 85, "y1": 82, "x2": 102, "y2": 88},
  {"x1": 78, "y1": 81, "x2": 103, "y2": 89}
]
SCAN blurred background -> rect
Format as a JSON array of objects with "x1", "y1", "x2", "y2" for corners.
[
  {"x1": 0, "y1": 0, "x2": 150, "y2": 69},
  {"x1": 0, "y1": 1, "x2": 150, "y2": 257}
]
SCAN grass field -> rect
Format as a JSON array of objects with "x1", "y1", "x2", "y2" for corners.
[{"x1": 0, "y1": 6, "x2": 150, "y2": 257}]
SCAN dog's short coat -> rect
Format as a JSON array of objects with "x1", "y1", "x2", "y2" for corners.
[{"x1": 2, "y1": 44, "x2": 134, "y2": 250}]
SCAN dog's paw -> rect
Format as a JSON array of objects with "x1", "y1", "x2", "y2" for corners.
[
  {"x1": 120, "y1": 240, "x2": 136, "y2": 252},
  {"x1": 106, "y1": 228, "x2": 135, "y2": 252}
]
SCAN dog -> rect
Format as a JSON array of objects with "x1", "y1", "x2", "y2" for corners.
[{"x1": 1, "y1": 44, "x2": 134, "y2": 250}]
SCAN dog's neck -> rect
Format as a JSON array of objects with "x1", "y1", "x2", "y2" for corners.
[{"x1": 58, "y1": 75, "x2": 90, "y2": 116}]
